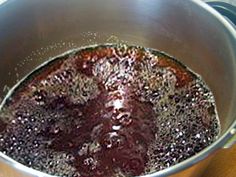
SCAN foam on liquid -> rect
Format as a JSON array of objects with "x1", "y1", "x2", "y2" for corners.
[{"x1": 0, "y1": 44, "x2": 220, "y2": 177}]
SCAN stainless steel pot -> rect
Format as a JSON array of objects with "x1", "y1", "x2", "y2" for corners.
[{"x1": 0, "y1": 0, "x2": 235, "y2": 176}]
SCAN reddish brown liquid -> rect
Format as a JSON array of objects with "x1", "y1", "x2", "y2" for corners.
[
  {"x1": 42, "y1": 83, "x2": 156, "y2": 176},
  {"x1": 0, "y1": 44, "x2": 220, "y2": 177}
]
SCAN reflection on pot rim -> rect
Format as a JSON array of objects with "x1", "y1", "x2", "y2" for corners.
[{"x1": 0, "y1": 0, "x2": 7, "y2": 6}]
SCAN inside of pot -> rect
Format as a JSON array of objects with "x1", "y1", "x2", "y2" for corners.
[{"x1": 0, "y1": 0, "x2": 235, "y2": 176}]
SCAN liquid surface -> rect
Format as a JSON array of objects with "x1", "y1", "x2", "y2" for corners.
[{"x1": 0, "y1": 44, "x2": 220, "y2": 177}]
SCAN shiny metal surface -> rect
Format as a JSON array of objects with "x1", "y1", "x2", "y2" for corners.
[{"x1": 0, "y1": 0, "x2": 235, "y2": 176}]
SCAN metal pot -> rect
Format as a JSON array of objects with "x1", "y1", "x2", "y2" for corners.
[{"x1": 0, "y1": 0, "x2": 235, "y2": 176}]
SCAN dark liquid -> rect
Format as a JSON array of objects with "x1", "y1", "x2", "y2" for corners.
[{"x1": 0, "y1": 44, "x2": 220, "y2": 177}]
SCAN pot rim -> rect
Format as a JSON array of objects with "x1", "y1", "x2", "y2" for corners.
[{"x1": 0, "y1": 0, "x2": 236, "y2": 177}]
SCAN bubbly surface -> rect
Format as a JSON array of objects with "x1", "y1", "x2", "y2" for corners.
[{"x1": 0, "y1": 44, "x2": 220, "y2": 177}]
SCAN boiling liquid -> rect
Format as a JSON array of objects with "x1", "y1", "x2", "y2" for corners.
[{"x1": 0, "y1": 44, "x2": 220, "y2": 177}]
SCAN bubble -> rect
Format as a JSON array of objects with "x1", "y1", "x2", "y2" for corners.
[{"x1": 101, "y1": 132, "x2": 126, "y2": 149}]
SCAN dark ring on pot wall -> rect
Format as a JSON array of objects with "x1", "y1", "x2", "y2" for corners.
[{"x1": 207, "y1": 1, "x2": 236, "y2": 26}]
